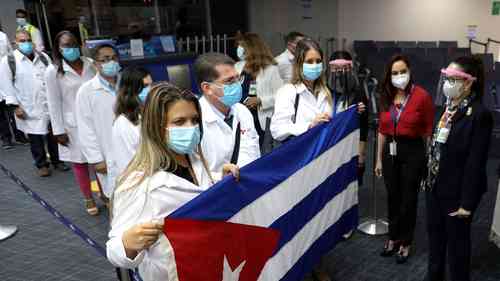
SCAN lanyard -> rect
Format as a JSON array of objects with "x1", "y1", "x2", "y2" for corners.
[{"x1": 390, "y1": 87, "x2": 413, "y2": 135}]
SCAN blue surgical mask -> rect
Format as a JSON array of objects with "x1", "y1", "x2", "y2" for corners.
[
  {"x1": 18, "y1": 42, "x2": 33, "y2": 55},
  {"x1": 138, "y1": 86, "x2": 151, "y2": 103},
  {"x1": 220, "y1": 82, "x2": 242, "y2": 108},
  {"x1": 101, "y1": 60, "x2": 121, "y2": 77},
  {"x1": 237, "y1": 46, "x2": 245, "y2": 61},
  {"x1": 303, "y1": 63, "x2": 323, "y2": 81},
  {"x1": 61, "y1": 47, "x2": 80, "y2": 62},
  {"x1": 167, "y1": 125, "x2": 201, "y2": 155},
  {"x1": 16, "y1": 18, "x2": 27, "y2": 26}
]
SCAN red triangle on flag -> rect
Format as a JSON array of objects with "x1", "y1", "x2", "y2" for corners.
[{"x1": 164, "y1": 219, "x2": 280, "y2": 281}]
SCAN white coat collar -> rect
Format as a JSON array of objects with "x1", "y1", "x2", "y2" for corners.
[
  {"x1": 285, "y1": 49, "x2": 294, "y2": 61},
  {"x1": 62, "y1": 56, "x2": 94, "y2": 76},
  {"x1": 199, "y1": 96, "x2": 234, "y2": 124},
  {"x1": 14, "y1": 49, "x2": 43, "y2": 64},
  {"x1": 295, "y1": 82, "x2": 328, "y2": 104}
]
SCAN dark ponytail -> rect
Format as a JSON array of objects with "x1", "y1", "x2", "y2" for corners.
[{"x1": 452, "y1": 55, "x2": 485, "y2": 100}]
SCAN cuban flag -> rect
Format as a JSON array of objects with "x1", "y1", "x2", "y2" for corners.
[{"x1": 164, "y1": 107, "x2": 360, "y2": 281}]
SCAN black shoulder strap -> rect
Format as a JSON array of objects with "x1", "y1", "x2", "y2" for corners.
[
  {"x1": 230, "y1": 122, "x2": 241, "y2": 164},
  {"x1": 7, "y1": 54, "x2": 16, "y2": 83},
  {"x1": 37, "y1": 52, "x2": 49, "y2": 66},
  {"x1": 291, "y1": 89, "x2": 300, "y2": 124}
]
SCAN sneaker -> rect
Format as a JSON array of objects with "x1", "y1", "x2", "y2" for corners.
[
  {"x1": 53, "y1": 162, "x2": 70, "y2": 171},
  {"x1": 37, "y1": 166, "x2": 51, "y2": 177},
  {"x1": 84, "y1": 198, "x2": 99, "y2": 216}
]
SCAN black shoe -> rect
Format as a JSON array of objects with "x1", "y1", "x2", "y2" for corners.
[
  {"x1": 2, "y1": 140, "x2": 14, "y2": 150},
  {"x1": 53, "y1": 162, "x2": 70, "y2": 171},
  {"x1": 396, "y1": 247, "x2": 410, "y2": 264},
  {"x1": 380, "y1": 241, "x2": 399, "y2": 257}
]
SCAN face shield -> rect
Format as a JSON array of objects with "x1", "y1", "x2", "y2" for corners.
[
  {"x1": 329, "y1": 59, "x2": 359, "y2": 96},
  {"x1": 436, "y1": 67, "x2": 478, "y2": 108}
]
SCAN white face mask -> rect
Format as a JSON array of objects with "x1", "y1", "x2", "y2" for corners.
[
  {"x1": 443, "y1": 80, "x2": 464, "y2": 99},
  {"x1": 391, "y1": 73, "x2": 410, "y2": 90}
]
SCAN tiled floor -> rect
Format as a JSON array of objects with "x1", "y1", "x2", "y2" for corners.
[{"x1": 0, "y1": 144, "x2": 499, "y2": 281}]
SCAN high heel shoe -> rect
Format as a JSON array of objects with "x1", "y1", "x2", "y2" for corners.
[{"x1": 380, "y1": 240, "x2": 399, "y2": 257}]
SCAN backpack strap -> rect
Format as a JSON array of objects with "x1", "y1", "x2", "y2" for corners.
[
  {"x1": 7, "y1": 54, "x2": 16, "y2": 83},
  {"x1": 230, "y1": 122, "x2": 241, "y2": 165},
  {"x1": 291, "y1": 86, "x2": 300, "y2": 124},
  {"x1": 36, "y1": 52, "x2": 49, "y2": 67}
]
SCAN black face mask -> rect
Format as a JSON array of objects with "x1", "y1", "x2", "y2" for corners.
[{"x1": 331, "y1": 71, "x2": 357, "y2": 95}]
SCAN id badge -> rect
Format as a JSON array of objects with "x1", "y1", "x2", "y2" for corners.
[
  {"x1": 436, "y1": 128, "x2": 450, "y2": 144},
  {"x1": 389, "y1": 141, "x2": 397, "y2": 156}
]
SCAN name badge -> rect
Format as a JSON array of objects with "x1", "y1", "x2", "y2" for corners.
[
  {"x1": 389, "y1": 141, "x2": 397, "y2": 156},
  {"x1": 436, "y1": 127, "x2": 450, "y2": 144}
]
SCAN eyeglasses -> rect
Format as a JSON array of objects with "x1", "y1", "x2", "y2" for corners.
[
  {"x1": 443, "y1": 76, "x2": 465, "y2": 85},
  {"x1": 210, "y1": 75, "x2": 244, "y2": 88}
]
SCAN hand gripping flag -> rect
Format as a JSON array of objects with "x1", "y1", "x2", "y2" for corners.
[{"x1": 164, "y1": 107, "x2": 360, "y2": 281}]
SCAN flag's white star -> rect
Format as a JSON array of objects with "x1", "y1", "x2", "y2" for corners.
[{"x1": 222, "y1": 255, "x2": 246, "y2": 281}]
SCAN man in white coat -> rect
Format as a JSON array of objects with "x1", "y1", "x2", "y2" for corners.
[
  {"x1": 0, "y1": 30, "x2": 64, "y2": 177},
  {"x1": 194, "y1": 52, "x2": 260, "y2": 176},
  {"x1": 76, "y1": 44, "x2": 121, "y2": 199},
  {"x1": 275, "y1": 31, "x2": 304, "y2": 83},
  {"x1": 15, "y1": 9, "x2": 44, "y2": 52}
]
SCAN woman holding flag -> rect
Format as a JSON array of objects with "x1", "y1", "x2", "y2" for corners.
[{"x1": 106, "y1": 83, "x2": 239, "y2": 281}]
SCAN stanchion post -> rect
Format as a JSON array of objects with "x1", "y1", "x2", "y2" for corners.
[{"x1": 358, "y1": 77, "x2": 389, "y2": 235}]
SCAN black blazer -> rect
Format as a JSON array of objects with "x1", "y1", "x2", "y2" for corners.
[{"x1": 433, "y1": 98, "x2": 493, "y2": 212}]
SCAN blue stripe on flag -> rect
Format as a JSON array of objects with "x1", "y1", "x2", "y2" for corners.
[
  {"x1": 270, "y1": 157, "x2": 358, "y2": 255},
  {"x1": 280, "y1": 205, "x2": 359, "y2": 281},
  {"x1": 169, "y1": 108, "x2": 359, "y2": 220}
]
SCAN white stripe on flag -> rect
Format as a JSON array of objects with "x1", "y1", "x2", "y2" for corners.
[
  {"x1": 229, "y1": 130, "x2": 359, "y2": 227},
  {"x1": 257, "y1": 181, "x2": 358, "y2": 281}
]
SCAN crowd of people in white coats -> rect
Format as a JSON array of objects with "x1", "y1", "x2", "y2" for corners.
[{"x1": 0, "y1": 11, "x2": 499, "y2": 281}]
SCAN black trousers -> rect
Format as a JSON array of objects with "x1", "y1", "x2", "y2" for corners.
[
  {"x1": 0, "y1": 101, "x2": 27, "y2": 143},
  {"x1": 28, "y1": 128, "x2": 60, "y2": 168},
  {"x1": 425, "y1": 192, "x2": 475, "y2": 281},
  {"x1": 0, "y1": 100, "x2": 12, "y2": 142},
  {"x1": 382, "y1": 137, "x2": 425, "y2": 246}
]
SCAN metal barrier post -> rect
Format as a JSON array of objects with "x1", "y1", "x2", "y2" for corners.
[
  {"x1": 223, "y1": 34, "x2": 227, "y2": 55},
  {"x1": 358, "y1": 77, "x2": 389, "y2": 236},
  {"x1": 195, "y1": 36, "x2": 199, "y2": 54}
]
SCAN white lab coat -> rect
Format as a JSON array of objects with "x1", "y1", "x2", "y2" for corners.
[
  {"x1": 271, "y1": 83, "x2": 333, "y2": 141},
  {"x1": 199, "y1": 96, "x2": 260, "y2": 175},
  {"x1": 109, "y1": 114, "x2": 141, "y2": 189},
  {"x1": 0, "y1": 49, "x2": 51, "y2": 135},
  {"x1": 107, "y1": 154, "x2": 214, "y2": 281},
  {"x1": 235, "y1": 61, "x2": 284, "y2": 129},
  {"x1": 275, "y1": 49, "x2": 295, "y2": 84},
  {"x1": 75, "y1": 74, "x2": 117, "y2": 197},
  {"x1": 0, "y1": 31, "x2": 11, "y2": 102},
  {"x1": 45, "y1": 57, "x2": 96, "y2": 163}
]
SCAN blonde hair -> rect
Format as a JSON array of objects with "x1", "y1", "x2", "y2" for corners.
[
  {"x1": 291, "y1": 38, "x2": 332, "y2": 105},
  {"x1": 116, "y1": 82, "x2": 212, "y2": 191},
  {"x1": 236, "y1": 32, "x2": 276, "y2": 78}
]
